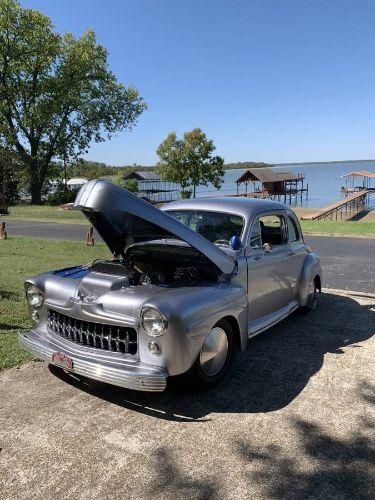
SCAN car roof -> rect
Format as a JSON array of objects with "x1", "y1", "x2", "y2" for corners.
[{"x1": 162, "y1": 196, "x2": 290, "y2": 219}]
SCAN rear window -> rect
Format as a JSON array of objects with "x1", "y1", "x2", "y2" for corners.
[
  {"x1": 165, "y1": 210, "x2": 244, "y2": 244},
  {"x1": 287, "y1": 216, "x2": 300, "y2": 242}
]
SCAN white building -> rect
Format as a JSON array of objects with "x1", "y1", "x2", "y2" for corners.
[{"x1": 67, "y1": 178, "x2": 88, "y2": 189}]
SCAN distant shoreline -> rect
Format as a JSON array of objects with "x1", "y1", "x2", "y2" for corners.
[
  {"x1": 82, "y1": 158, "x2": 375, "y2": 171},
  {"x1": 273, "y1": 159, "x2": 375, "y2": 167},
  {"x1": 224, "y1": 159, "x2": 375, "y2": 170}
]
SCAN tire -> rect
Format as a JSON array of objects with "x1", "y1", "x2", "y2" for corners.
[
  {"x1": 179, "y1": 318, "x2": 235, "y2": 390},
  {"x1": 300, "y1": 279, "x2": 319, "y2": 314}
]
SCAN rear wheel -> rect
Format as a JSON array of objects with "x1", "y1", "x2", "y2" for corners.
[
  {"x1": 180, "y1": 318, "x2": 234, "y2": 390},
  {"x1": 300, "y1": 279, "x2": 320, "y2": 314}
]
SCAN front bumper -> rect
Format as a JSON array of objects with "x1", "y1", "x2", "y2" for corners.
[{"x1": 19, "y1": 330, "x2": 167, "y2": 392}]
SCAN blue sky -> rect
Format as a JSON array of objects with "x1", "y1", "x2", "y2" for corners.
[{"x1": 21, "y1": 0, "x2": 375, "y2": 165}]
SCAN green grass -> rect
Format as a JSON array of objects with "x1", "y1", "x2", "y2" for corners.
[
  {"x1": 299, "y1": 220, "x2": 375, "y2": 238},
  {"x1": 0, "y1": 237, "x2": 110, "y2": 370},
  {"x1": 3, "y1": 205, "x2": 86, "y2": 223}
]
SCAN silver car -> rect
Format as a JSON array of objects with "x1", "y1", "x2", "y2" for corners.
[{"x1": 19, "y1": 180, "x2": 322, "y2": 392}]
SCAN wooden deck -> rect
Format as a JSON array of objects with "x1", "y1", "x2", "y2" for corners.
[{"x1": 301, "y1": 190, "x2": 371, "y2": 221}]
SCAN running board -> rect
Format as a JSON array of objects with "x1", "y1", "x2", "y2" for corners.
[{"x1": 248, "y1": 300, "x2": 299, "y2": 339}]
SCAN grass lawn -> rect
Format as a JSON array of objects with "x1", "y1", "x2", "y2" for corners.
[
  {"x1": 300, "y1": 220, "x2": 375, "y2": 238},
  {"x1": 0, "y1": 237, "x2": 110, "y2": 370},
  {"x1": 3, "y1": 205, "x2": 86, "y2": 224}
]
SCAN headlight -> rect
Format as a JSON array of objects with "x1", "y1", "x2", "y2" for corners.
[
  {"x1": 141, "y1": 307, "x2": 168, "y2": 336},
  {"x1": 25, "y1": 284, "x2": 44, "y2": 308}
]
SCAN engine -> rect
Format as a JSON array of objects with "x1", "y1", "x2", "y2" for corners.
[{"x1": 88, "y1": 243, "x2": 219, "y2": 287}]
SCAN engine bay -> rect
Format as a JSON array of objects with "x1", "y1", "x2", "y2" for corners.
[{"x1": 90, "y1": 243, "x2": 220, "y2": 287}]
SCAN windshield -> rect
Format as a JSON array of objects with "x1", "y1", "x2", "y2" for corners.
[{"x1": 164, "y1": 210, "x2": 244, "y2": 244}]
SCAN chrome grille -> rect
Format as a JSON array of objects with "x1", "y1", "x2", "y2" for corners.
[{"x1": 47, "y1": 309, "x2": 137, "y2": 355}]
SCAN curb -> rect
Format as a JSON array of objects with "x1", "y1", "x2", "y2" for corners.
[{"x1": 323, "y1": 287, "x2": 375, "y2": 300}]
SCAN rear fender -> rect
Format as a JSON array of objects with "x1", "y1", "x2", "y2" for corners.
[{"x1": 298, "y1": 252, "x2": 322, "y2": 306}]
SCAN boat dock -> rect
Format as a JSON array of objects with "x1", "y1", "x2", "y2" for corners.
[
  {"x1": 301, "y1": 189, "x2": 372, "y2": 220},
  {"x1": 302, "y1": 170, "x2": 375, "y2": 221}
]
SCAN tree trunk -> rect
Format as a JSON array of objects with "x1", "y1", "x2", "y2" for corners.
[
  {"x1": 193, "y1": 183, "x2": 196, "y2": 198},
  {"x1": 30, "y1": 178, "x2": 42, "y2": 204},
  {"x1": 29, "y1": 160, "x2": 42, "y2": 204}
]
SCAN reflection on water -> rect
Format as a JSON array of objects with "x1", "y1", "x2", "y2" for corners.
[{"x1": 195, "y1": 161, "x2": 375, "y2": 209}]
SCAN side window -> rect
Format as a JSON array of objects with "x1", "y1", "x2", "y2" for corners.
[
  {"x1": 258, "y1": 214, "x2": 287, "y2": 246},
  {"x1": 250, "y1": 220, "x2": 262, "y2": 248},
  {"x1": 287, "y1": 216, "x2": 300, "y2": 242}
]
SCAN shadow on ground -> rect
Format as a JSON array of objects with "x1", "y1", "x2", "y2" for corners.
[
  {"x1": 348, "y1": 209, "x2": 372, "y2": 221},
  {"x1": 231, "y1": 382, "x2": 375, "y2": 499},
  {"x1": 50, "y1": 292, "x2": 374, "y2": 422},
  {"x1": 145, "y1": 381, "x2": 375, "y2": 499},
  {"x1": 0, "y1": 289, "x2": 21, "y2": 301},
  {"x1": 0, "y1": 322, "x2": 23, "y2": 331}
]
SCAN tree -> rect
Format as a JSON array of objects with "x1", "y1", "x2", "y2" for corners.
[
  {"x1": 67, "y1": 159, "x2": 115, "y2": 180},
  {"x1": 0, "y1": 135, "x2": 20, "y2": 211},
  {"x1": 0, "y1": 0, "x2": 146, "y2": 203},
  {"x1": 156, "y1": 128, "x2": 224, "y2": 197}
]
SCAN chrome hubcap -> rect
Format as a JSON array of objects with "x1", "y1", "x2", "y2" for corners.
[{"x1": 200, "y1": 327, "x2": 228, "y2": 376}]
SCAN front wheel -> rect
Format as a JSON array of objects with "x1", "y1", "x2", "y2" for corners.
[{"x1": 180, "y1": 318, "x2": 234, "y2": 390}]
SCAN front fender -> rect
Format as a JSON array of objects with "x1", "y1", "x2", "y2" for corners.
[
  {"x1": 298, "y1": 252, "x2": 322, "y2": 306},
  {"x1": 139, "y1": 283, "x2": 248, "y2": 376}
]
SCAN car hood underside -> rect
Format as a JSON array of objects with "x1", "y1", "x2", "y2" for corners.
[{"x1": 73, "y1": 180, "x2": 235, "y2": 275}]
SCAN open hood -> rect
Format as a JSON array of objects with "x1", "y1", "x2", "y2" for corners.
[{"x1": 74, "y1": 180, "x2": 235, "y2": 275}]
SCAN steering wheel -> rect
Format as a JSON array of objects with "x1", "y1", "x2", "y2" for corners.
[{"x1": 214, "y1": 239, "x2": 230, "y2": 246}]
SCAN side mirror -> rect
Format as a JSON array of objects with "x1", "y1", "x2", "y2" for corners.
[
  {"x1": 230, "y1": 235, "x2": 242, "y2": 250},
  {"x1": 263, "y1": 242, "x2": 272, "y2": 253}
]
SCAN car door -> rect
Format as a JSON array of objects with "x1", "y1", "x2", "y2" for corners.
[
  {"x1": 246, "y1": 211, "x2": 293, "y2": 324},
  {"x1": 284, "y1": 211, "x2": 309, "y2": 298}
]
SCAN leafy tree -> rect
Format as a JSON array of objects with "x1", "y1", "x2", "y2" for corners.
[
  {"x1": 0, "y1": 0, "x2": 146, "y2": 203},
  {"x1": 0, "y1": 143, "x2": 20, "y2": 210},
  {"x1": 156, "y1": 128, "x2": 224, "y2": 197},
  {"x1": 67, "y1": 159, "x2": 116, "y2": 180}
]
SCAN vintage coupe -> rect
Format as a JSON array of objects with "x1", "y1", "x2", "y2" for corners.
[{"x1": 19, "y1": 180, "x2": 322, "y2": 391}]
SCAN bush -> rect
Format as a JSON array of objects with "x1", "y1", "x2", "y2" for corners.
[
  {"x1": 123, "y1": 178, "x2": 139, "y2": 193},
  {"x1": 44, "y1": 184, "x2": 79, "y2": 205},
  {"x1": 180, "y1": 190, "x2": 192, "y2": 199},
  {"x1": 114, "y1": 176, "x2": 139, "y2": 193}
]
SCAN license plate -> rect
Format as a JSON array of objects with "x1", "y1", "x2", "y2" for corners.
[{"x1": 51, "y1": 352, "x2": 73, "y2": 370}]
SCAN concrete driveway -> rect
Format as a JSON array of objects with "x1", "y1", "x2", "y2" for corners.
[{"x1": 0, "y1": 290, "x2": 374, "y2": 499}]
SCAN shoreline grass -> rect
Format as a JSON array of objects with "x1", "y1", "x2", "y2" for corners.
[
  {"x1": 299, "y1": 220, "x2": 375, "y2": 238},
  {"x1": 0, "y1": 237, "x2": 110, "y2": 370}
]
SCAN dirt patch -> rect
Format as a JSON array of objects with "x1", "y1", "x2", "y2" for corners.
[{"x1": 0, "y1": 290, "x2": 374, "y2": 499}]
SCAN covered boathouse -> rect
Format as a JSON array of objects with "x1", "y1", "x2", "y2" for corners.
[
  {"x1": 341, "y1": 170, "x2": 375, "y2": 195},
  {"x1": 122, "y1": 171, "x2": 180, "y2": 202},
  {"x1": 235, "y1": 167, "x2": 308, "y2": 203}
]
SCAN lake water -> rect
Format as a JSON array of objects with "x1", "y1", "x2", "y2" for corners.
[{"x1": 195, "y1": 160, "x2": 375, "y2": 209}]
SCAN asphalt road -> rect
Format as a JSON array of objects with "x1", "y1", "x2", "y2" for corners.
[
  {"x1": 1, "y1": 290, "x2": 374, "y2": 499},
  {"x1": 4, "y1": 219, "x2": 375, "y2": 293}
]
